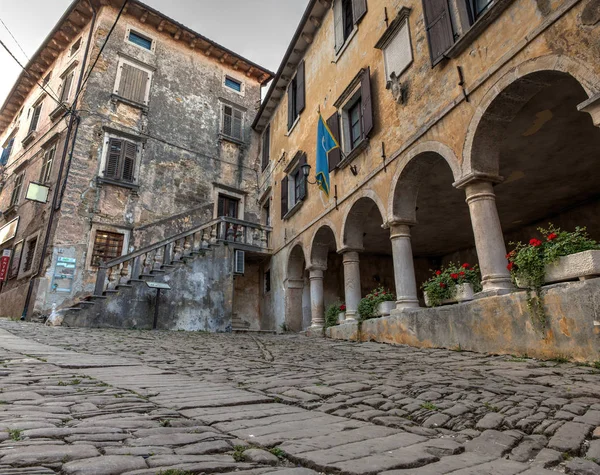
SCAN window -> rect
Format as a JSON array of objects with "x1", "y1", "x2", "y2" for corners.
[
  {"x1": 348, "y1": 98, "x2": 363, "y2": 150},
  {"x1": 1, "y1": 137, "x2": 15, "y2": 166},
  {"x1": 221, "y1": 104, "x2": 244, "y2": 141},
  {"x1": 102, "y1": 138, "x2": 138, "y2": 183},
  {"x1": 281, "y1": 152, "x2": 307, "y2": 217},
  {"x1": 261, "y1": 126, "x2": 270, "y2": 171},
  {"x1": 91, "y1": 231, "x2": 124, "y2": 267},
  {"x1": 59, "y1": 71, "x2": 75, "y2": 104},
  {"x1": 21, "y1": 235, "x2": 38, "y2": 274},
  {"x1": 287, "y1": 61, "x2": 305, "y2": 131},
  {"x1": 8, "y1": 240, "x2": 23, "y2": 280},
  {"x1": 40, "y1": 145, "x2": 56, "y2": 184},
  {"x1": 467, "y1": 0, "x2": 494, "y2": 22},
  {"x1": 263, "y1": 199, "x2": 271, "y2": 226},
  {"x1": 217, "y1": 194, "x2": 239, "y2": 218},
  {"x1": 28, "y1": 102, "x2": 42, "y2": 134},
  {"x1": 114, "y1": 58, "x2": 152, "y2": 105},
  {"x1": 128, "y1": 30, "x2": 153, "y2": 51},
  {"x1": 9, "y1": 173, "x2": 24, "y2": 208},
  {"x1": 70, "y1": 38, "x2": 81, "y2": 57},
  {"x1": 264, "y1": 269, "x2": 271, "y2": 294},
  {"x1": 225, "y1": 76, "x2": 242, "y2": 93},
  {"x1": 333, "y1": 0, "x2": 367, "y2": 53}
]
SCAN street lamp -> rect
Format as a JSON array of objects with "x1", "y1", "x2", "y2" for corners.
[{"x1": 301, "y1": 163, "x2": 317, "y2": 185}]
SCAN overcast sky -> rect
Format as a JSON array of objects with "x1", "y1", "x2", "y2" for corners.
[{"x1": 0, "y1": 0, "x2": 308, "y2": 103}]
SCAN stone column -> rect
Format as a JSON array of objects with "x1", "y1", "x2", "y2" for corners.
[
  {"x1": 341, "y1": 250, "x2": 361, "y2": 322},
  {"x1": 389, "y1": 222, "x2": 420, "y2": 309},
  {"x1": 308, "y1": 267, "x2": 325, "y2": 328},
  {"x1": 464, "y1": 180, "x2": 513, "y2": 292},
  {"x1": 285, "y1": 278, "x2": 305, "y2": 332}
]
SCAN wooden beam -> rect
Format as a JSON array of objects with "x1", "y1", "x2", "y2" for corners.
[
  {"x1": 318, "y1": 0, "x2": 332, "y2": 7},
  {"x1": 189, "y1": 38, "x2": 197, "y2": 49},
  {"x1": 246, "y1": 67, "x2": 254, "y2": 77},
  {"x1": 157, "y1": 20, "x2": 166, "y2": 31},
  {"x1": 310, "y1": 15, "x2": 322, "y2": 27},
  {"x1": 204, "y1": 45, "x2": 213, "y2": 56},
  {"x1": 301, "y1": 33, "x2": 314, "y2": 44},
  {"x1": 233, "y1": 60, "x2": 240, "y2": 70},
  {"x1": 220, "y1": 53, "x2": 229, "y2": 63},
  {"x1": 140, "y1": 10, "x2": 148, "y2": 23},
  {"x1": 173, "y1": 29, "x2": 182, "y2": 41}
]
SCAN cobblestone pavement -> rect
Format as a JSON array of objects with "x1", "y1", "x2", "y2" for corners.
[{"x1": 0, "y1": 321, "x2": 599, "y2": 474}]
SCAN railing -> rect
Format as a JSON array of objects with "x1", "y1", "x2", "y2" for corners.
[{"x1": 93, "y1": 217, "x2": 272, "y2": 296}]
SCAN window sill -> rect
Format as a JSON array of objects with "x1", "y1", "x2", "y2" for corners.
[
  {"x1": 282, "y1": 199, "x2": 304, "y2": 220},
  {"x1": 96, "y1": 176, "x2": 140, "y2": 192},
  {"x1": 333, "y1": 27, "x2": 358, "y2": 64},
  {"x1": 21, "y1": 131, "x2": 37, "y2": 148},
  {"x1": 50, "y1": 103, "x2": 69, "y2": 121},
  {"x1": 445, "y1": 0, "x2": 516, "y2": 59},
  {"x1": 218, "y1": 134, "x2": 245, "y2": 147},
  {"x1": 286, "y1": 115, "x2": 301, "y2": 136},
  {"x1": 3, "y1": 204, "x2": 18, "y2": 218},
  {"x1": 110, "y1": 94, "x2": 149, "y2": 113},
  {"x1": 337, "y1": 139, "x2": 369, "y2": 170}
]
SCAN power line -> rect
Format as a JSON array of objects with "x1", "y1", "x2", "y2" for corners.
[
  {"x1": 0, "y1": 38, "x2": 62, "y2": 106},
  {"x1": 72, "y1": 0, "x2": 128, "y2": 105},
  {"x1": 0, "y1": 17, "x2": 29, "y2": 61}
]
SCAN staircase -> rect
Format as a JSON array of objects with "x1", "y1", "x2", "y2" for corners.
[{"x1": 62, "y1": 217, "x2": 272, "y2": 329}]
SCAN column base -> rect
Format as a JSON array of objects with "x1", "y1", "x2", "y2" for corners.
[
  {"x1": 481, "y1": 275, "x2": 514, "y2": 293},
  {"x1": 395, "y1": 299, "x2": 420, "y2": 310}
]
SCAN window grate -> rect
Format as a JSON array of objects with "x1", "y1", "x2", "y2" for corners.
[{"x1": 91, "y1": 231, "x2": 124, "y2": 267}]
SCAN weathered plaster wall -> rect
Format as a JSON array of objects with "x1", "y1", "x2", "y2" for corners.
[
  {"x1": 63, "y1": 245, "x2": 233, "y2": 331},
  {"x1": 327, "y1": 278, "x2": 600, "y2": 363},
  {"x1": 233, "y1": 261, "x2": 261, "y2": 330}
]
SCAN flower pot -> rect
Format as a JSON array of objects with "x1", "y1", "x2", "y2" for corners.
[
  {"x1": 516, "y1": 250, "x2": 600, "y2": 288},
  {"x1": 424, "y1": 283, "x2": 475, "y2": 307},
  {"x1": 338, "y1": 312, "x2": 346, "y2": 323},
  {"x1": 376, "y1": 301, "x2": 396, "y2": 316}
]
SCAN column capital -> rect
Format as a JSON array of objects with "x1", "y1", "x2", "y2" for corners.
[
  {"x1": 453, "y1": 172, "x2": 504, "y2": 190},
  {"x1": 578, "y1": 92, "x2": 600, "y2": 127},
  {"x1": 285, "y1": 278, "x2": 305, "y2": 289},
  {"x1": 337, "y1": 246, "x2": 364, "y2": 255},
  {"x1": 307, "y1": 266, "x2": 326, "y2": 277},
  {"x1": 386, "y1": 219, "x2": 417, "y2": 228}
]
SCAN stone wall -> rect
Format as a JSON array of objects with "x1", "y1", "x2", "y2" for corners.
[{"x1": 327, "y1": 278, "x2": 600, "y2": 363}]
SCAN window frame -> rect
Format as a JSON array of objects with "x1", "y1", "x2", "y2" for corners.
[
  {"x1": 59, "y1": 70, "x2": 75, "y2": 104},
  {"x1": 340, "y1": 86, "x2": 364, "y2": 154},
  {"x1": 261, "y1": 125, "x2": 271, "y2": 171},
  {"x1": 90, "y1": 230, "x2": 126, "y2": 268},
  {"x1": 40, "y1": 143, "x2": 57, "y2": 184},
  {"x1": 9, "y1": 172, "x2": 24, "y2": 208},
  {"x1": 221, "y1": 103, "x2": 245, "y2": 142},
  {"x1": 19, "y1": 233, "x2": 40, "y2": 278},
  {"x1": 113, "y1": 56, "x2": 154, "y2": 106},
  {"x1": 98, "y1": 132, "x2": 142, "y2": 186},
  {"x1": 125, "y1": 26, "x2": 156, "y2": 53},
  {"x1": 28, "y1": 101, "x2": 43, "y2": 135},
  {"x1": 8, "y1": 239, "x2": 23, "y2": 280},
  {"x1": 217, "y1": 194, "x2": 240, "y2": 219},
  {"x1": 69, "y1": 37, "x2": 82, "y2": 57},
  {"x1": 223, "y1": 74, "x2": 245, "y2": 96}
]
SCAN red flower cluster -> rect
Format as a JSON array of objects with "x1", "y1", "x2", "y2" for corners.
[
  {"x1": 547, "y1": 233, "x2": 558, "y2": 241},
  {"x1": 340, "y1": 304, "x2": 346, "y2": 311},
  {"x1": 435, "y1": 270, "x2": 442, "y2": 276},
  {"x1": 459, "y1": 271, "x2": 466, "y2": 277},
  {"x1": 450, "y1": 273, "x2": 459, "y2": 280},
  {"x1": 529, "y1": 238, "x2": 543, "y2": 247},
  {"x1": 439, "y1": 283, "x2": 446, "y2": 288},
  {"x1": 461, "y1": 263, "x2": 470, "y2": 269},
  {"x1": 506, "y1": 250, "x2": 516, "y2": 259},
  {"x1": 507, "y1": 262, "x2": 515, "y2": 271}
]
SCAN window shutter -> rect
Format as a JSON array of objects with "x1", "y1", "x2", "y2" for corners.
[
  {"x1": 223, "y1": 105, "x2": 233, "y2": 136},
  {"x1": 10, "y1": 174, "x2": 23, "y2": 206},
  {"x1": 296, "y1": 61, "x2": 306, "y2": 115},
  {"x1": 287, "y1": 82, "x2": 295, "y2": 130},
  {"x1": 233, "y1": 109, "x2": 243, "y2": 140},
  {"x1": 333, "y1": 0, "x2": 345, "y2": 52},
  {"x1": 298, "y1": 153, "x2": 308, "y2": 201},
  {"x1": 122, "y1": 141, "x2": 137, "y2": 182},
  {"x1": 261, "y1": 127, "x2": 270, "y2": 171},
  {"x1": 60, "y1": 72, "x2": 74, "y2": 103},
  {"x1": 0, "y1": 137, "x2": 13, "y2": 166},
  {"x1": 361, "y1": 67, "x2": 374, "y2": 138},
  {"x1": 327, "y1": 112, "x2": 342, "y2": 171},
  {"x1": 217, "y1": 196, "x2": 224, "y2": 217},
  {"x1": 281, "y1": 176, "x2": 289, "y2": 217},
  {"x1": 29, "y1": 105, "x2": 41, "y2": 133},
  {"x1": 352, "y1": 0, "x2": 367, "y2": 24},
  {"x1": 422, "y1": 0, "x2": 454, "y2": 66},
  {"x1": 105, "y1": 139, "x2": 122, "y2": 179},
  {"x1": 23, "y1": 237, "x2": 37, "y2": 273},
  {"x1": 119, "y1": 63, "x2": 149, "y2": 104}
]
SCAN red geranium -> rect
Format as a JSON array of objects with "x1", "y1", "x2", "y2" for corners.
[
  {"x1": 340, "y1": 304, "x2": 346, "y2": 311},
  {"x1": 459, "y1": 271, "x2": 465, "y2": 277},
  {"x1": 450, "y1": 273, "x2": 459, "y2": 280},
  {"x1": 435, "y1": 270, "x2": 441, "y2": 276},
  {"x1": 461, "y1": 263, "x2": 470, "y2": 269},
  {"x1": 507, "y1": 262, "x2": 514, "y2": 271},
  {"x1": 439, "y1": 283, "x2": 446, "y2": 288},
  {"x1": 529, "y1": 238, "x2": 543, "y2": 247},
  {"x1": 547, "y1": 233, "x2": 558, "y2": 241},
  {"x1": 506, "y1": 250, "x2": 516, "y2": 259}
]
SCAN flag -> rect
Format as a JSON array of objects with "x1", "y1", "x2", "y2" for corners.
[{"x1": 315, "y1": 114, "x2": 339, "y2": 197}]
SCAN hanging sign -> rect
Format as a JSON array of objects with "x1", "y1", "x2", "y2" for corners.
[
  {"x1": 0, "y1": 249, "x2": 11, "y2": 282},
  {"x1": 0, "y1": 217, "x2": 18, "y2": 246}
]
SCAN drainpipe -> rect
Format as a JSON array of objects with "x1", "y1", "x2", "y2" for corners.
[{"x1": 21, "y1": 0, "x2": 97, "y2": 320}]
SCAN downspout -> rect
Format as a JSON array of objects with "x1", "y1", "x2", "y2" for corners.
[{"x1": 21, "y1": 0, "x2": 98, "y2": 320}]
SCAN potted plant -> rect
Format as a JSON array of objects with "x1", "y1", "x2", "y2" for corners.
[
  {"x1": 422, "y1": 263, "x2": 482, "y2": 307},
  {"x1": 358, "y1": 286, "x2": 396, "y2": 321},
  {"x1": 325, "y1": 302, "x2": 344, "y2": 328},
  {"x1": 506, "y1": 224, "x2": 599, "y2": 328}
]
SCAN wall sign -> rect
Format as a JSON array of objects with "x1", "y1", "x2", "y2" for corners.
[
  {"x1": 0, "y1": 249, "x2": 11, "y2": 281},
  {"x1": 52, "y1": 256, "x2": 77, "y2": 293},
  {"x1": 0, "y1": 217, "x2": 19, "y2": 246}
]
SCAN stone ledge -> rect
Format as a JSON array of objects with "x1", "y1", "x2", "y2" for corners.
[{"x1": 326, "y1": 278, "x2": 600, "y2": 362}]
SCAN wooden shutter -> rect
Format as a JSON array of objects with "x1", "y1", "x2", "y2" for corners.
[
  {"x1": 9, "y1": 241, "x2": 23, "y2": 279},
  {"x1": 333, "y1": 0, "x2": 345, "y2": 52},
  {"x1": 121, "y1": 141, "x2": 137, "y2": 182},
  {"x1": 29, "y1": 105, "x2": 41, "y2": 133},
  {"x1": 327, "y1": 112, "x2": 342, "y2": 171},
  {"x1": 10, "y1": 174, "x2": 23, "y2": 206},
  {"x1": 60, "y1": 72, "x2": 74, "y2": 103},
  {"x1": 281, "y1": 176, "x2": 289, "y2": 217},
  {"x1": 222, "y1": 105, "x2": 233, "y2": 136},
  {"x1": 287, "y1": 82, "x2": 295, "y2": 130},
  {"x1": 422, "y1": 0, "x2": 454, "y2": 66},
  {"x1": 298, "y1": 153, "x2": 308, "y2": 201},
  {"x1": 105, "y1": 139, "x2": 122, "y2": 179},
  {"x1": 119, "y1": 63, "x2": 149, "y2": 104},
  {"x1": 217, "y1": 195, "x2": 225, "y2": 217},
  {"x1": 261, "y1": 126, "x2": 270, "y2": 171},
  {"x1": 352, "y1": 0, "x2": 367, "y2": 24},
  {"x1": 361, "y1": 67, "x2": 374, "y2": 138},
  {"x1": 40, "y1": 147, "x2": 55, "y2": 183},
  {"x1": 233, "y1": 109, "x2": 243, "y2": 140},
  {"x1": 296, "y1": 61, "x2": 306, "y2": 115},
  {"x1": 23, "y1": 237, "x2": 37, "y2": 273}
]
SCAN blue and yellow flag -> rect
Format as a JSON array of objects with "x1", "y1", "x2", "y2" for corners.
[{"x1": 315, "y1": 114, "x2": 339, "y2": 197}]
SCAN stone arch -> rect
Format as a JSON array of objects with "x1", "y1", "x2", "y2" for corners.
[
  {"x1": 388, "y1": 141, "x2": 461, "y2": 223},
  {"x1": 286, "y1": 242, "x2": 307, "y2": 281},
  {"x1": 462, "y1": 54, "x2": 599, "y2": 178},
  {"x1": 341, "y1": 191, "x2": 387, "y2": 250},
  {"x1": 309, "y1": 223, "x2": 339, "y2": 268},
  {"x1": 285, "y1": 242, "x2": 308, "y2": 332}
]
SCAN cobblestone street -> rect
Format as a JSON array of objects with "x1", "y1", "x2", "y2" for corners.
[{"x1": 0, "y1": 321, "x2": 599, "y2": 474}]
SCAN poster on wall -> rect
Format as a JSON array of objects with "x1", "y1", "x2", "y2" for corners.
[{"x1": 0, "y1": 249, "x2": 11, "y2": 281}]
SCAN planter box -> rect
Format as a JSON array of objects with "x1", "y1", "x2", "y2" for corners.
[
  {"x1": 424, "y1": 283, "x2": 475, "y2": 307},
  {"x1": 517, "y1": 250, "x2": 600, "y2": 288},
  {"x1": 376, "y1": 301, "x2": 396, "y2": 316},
  {"x1": 338, "y1": 312, "x2": 346, "y2": 323}
]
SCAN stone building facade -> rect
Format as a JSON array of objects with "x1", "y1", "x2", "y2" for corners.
[
  {"x1": 254, "y1": 0, "x2": 600, "y2": 358},
  {"x1": 0, "y1": 0, "x2": 272, "y2": 329}
]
